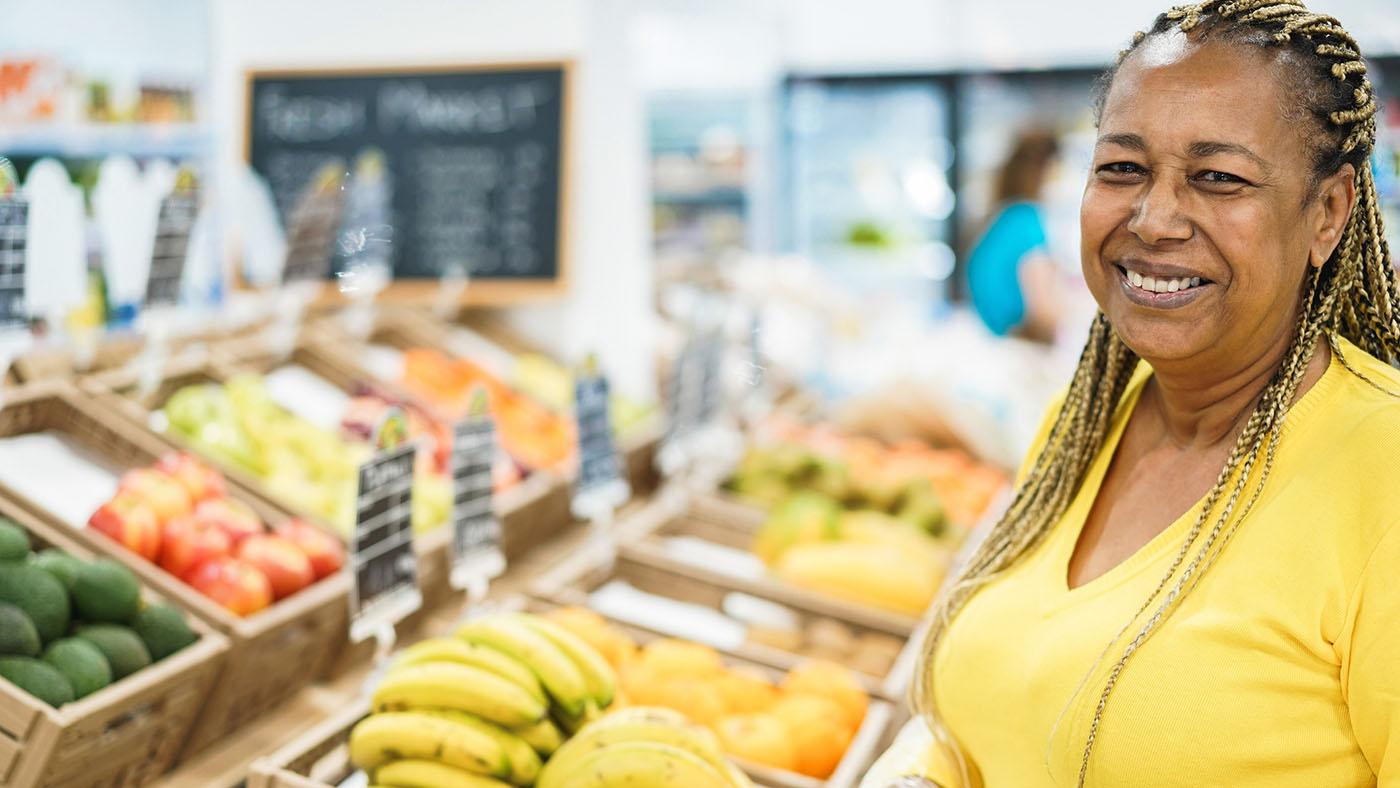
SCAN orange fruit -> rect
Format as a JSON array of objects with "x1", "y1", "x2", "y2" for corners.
[
  {"x1": 647, "y1": 679, "x2": 727, "y2": 727},
  {"x1": 544, "y1": 606, "x2": 636, "y2": 669},
  {"x1": 715, "y1": 713, "x2": 798, "y2": 771},
  {"x1": 637, "y1": 639, "x2": 725, "y2": 678},
  {"x1": 710, "y1": 666, "x2": 780, "y2": 715},
  {"x1": 771, "y1": 694, "x2": 855, "y2": 778},
  {"x1": 780, "y1": 660, "x2": 869, "y2": 731}
]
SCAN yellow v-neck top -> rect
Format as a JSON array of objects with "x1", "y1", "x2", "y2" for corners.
[{"x1": 874, "y1": 337, "x2": 1400, "y2": 787}]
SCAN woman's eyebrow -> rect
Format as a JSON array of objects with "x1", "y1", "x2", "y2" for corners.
[
  {"x1": 1097, "y1": 132, "x2": 1147, "y2": 151},
  {"x1": 1188, "y1": 140, "x2": 1270, "y2": 170}
]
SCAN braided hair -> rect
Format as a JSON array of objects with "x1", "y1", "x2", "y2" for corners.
[{"x1": 911, "y1": 3, "x2": 1395, "y2": 786}]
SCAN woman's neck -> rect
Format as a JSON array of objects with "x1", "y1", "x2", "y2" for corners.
[{"x1": 1141, "y1": 332, "x2": 1330, "y2": 450}]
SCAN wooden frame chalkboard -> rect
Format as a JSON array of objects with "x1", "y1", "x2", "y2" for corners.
[{"x1": 243, "y1": 60, "x2": 573, "y2": 305}]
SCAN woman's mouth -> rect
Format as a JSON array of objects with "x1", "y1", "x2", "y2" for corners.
[{"x1": 1115, "y1": 264, "x2": 1214, "y2": 308}]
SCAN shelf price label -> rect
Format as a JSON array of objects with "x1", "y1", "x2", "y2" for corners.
[
  {"x1": 572, "y1": 360, "x2": 629, "y2": 517},
  {"x1": 663, "y1": 331, "x2": 723, "y2": 448},
  {"x1": 144, "y1": 171, "x2": 198, "y2": 308},
  {"x1": 0, "y1": 158, "x2": 29, "y2": 330},
  {"x1": 349, "y1": 435, "x2": 422, "y2": 642},
  {"x1": 281, "y1": 162, "x2": 347, "y2": 286},
  {"x1": 448, "y1": 400, "x2": 505, "y2": 591}
]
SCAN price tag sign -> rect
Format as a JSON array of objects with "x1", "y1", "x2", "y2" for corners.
[
  {"x1": 0, "y1": 159, "x2": 29, "y2": 331},
  {"x1": 572, "y1": 363, "x2": 629, "y2": 516},
  {"x1": 663, "y1": 332, "x2": 724, "y2": 446},
  {"x1": 448, "y1": 411, "x2": 505, "y2": 591},
  {"x1": 281, "y1": 163, "x2": 347, "y2": 285},
  {"x1": 349, "y1": 438, "x2": 422, "y2": 642},
  {"x1": 144, "y1": 173, "x2": 198, "y2": 308}
]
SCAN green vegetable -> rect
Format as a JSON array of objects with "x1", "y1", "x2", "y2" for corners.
[
  {"x1": 131, "y1": 605, "x2": 197, "y2": 661},
  {"x1": 72, "y1": 560, "x2": 141, "y2": 624},
  {"x1": 0, "y1": 656, "x2": 75, "y2": 707},
  {"x1": 42, "y1": 638, "x2": 112, "y2": 699}
]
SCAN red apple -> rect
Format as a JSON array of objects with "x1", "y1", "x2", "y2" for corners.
[
  {"x1": 237, "y1": 534, "x2": 315, "y2": 600},
  {"x1": 185, "y1": 557, "x2": 273, "y2": 617},
  {"x1": 278, "y1": 519, "x2": 345, "y2": 580},
  {"x1": 155, "y1": 453, "x2": 227, "y2": 503},
  {"x1": 88, "y1": 493, "x2": 162, "y2": 561},
  {"x1": 192, "y1": 498, "x2": 263, "y2": 545},
  {"x1": 158, "y1": 517, "x2": 232, "y2": 581},
  {"x1": 118, "y1": 468, "x2": 194, "y2": 524}
]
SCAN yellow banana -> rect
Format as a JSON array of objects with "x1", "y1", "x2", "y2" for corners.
[
  {"x1": 553, "y1": 697, "x2": 605, "y2": 735},
  {"x1": 417, "y1": 709, "x2": 541, "y2": 787},
  {"x1": 374, "y1": 759, "x2": 513, "y2": 788},
  {"x1": 512, "y1": 717, "x2": 564, "y2": 756},
  {"x1": 457, "y1": 615, "x2": 589, "y2": 717},
  {"x1": 545, "y1": 705, "x2": 731, "y2": 780},
  {"x1": 391, "y1": 637, "x2": 548, "y2": 706},
  {"x1": 538, "y1": 741, "x2": 734, "y2": 788},
  {"x1": 372, "y1": 662, "x2": 546, "y2": 728},
  {"x1": 512, "y1": 613, "x2": 617, "y2": 708},
  {"x1": 348, "y1": 712, "x2": 510, "y2": 777}
]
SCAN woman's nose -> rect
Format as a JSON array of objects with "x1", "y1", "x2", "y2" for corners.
[{"x1": 1126, "y1": 177, "x2": 1193, "y2": 245}]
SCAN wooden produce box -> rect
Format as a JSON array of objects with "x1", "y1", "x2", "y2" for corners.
[
  {"x1": 0, "y1": 381, "x2": 352, "y2": 761},
  {"x1": 0, "y1": 491, "x2": 229, "y2": 788},
  {"x1": 248, "y1": 597, "x2": 893, "y2": 788},
  {"x1": 313, "y1": 307, "x2": 664, "y2": 498},
  {"x1": 527, "y1": 533, "x2": 917, "y2": 704}
]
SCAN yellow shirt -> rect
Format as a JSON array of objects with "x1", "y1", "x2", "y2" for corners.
[{"x1": 872, "y1": 337, "x2": 1400, "y2": 787}]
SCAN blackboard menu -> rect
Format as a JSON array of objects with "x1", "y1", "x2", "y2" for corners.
[{"x1": 247, "y1": 63, "x2": 568, "y2": 290}]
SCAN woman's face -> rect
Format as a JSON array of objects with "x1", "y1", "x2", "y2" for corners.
[{"x1": 1080, "y1": 34, "x2": 1341, "y2": 365}]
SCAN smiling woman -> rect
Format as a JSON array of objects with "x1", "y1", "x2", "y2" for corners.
[{"x1": 865, "y1": 2, "x2": 1400, "y2": 787}]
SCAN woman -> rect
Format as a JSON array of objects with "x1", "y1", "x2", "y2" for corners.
[
  {"x1": 965, "y1": 129, "x2": 1064, "y2": 342},
  {"x1": 868, "y1": 2, "x2": 1397, "y2": 786}
]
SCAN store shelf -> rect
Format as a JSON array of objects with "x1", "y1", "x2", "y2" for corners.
[
  {"x1": 0, "y1": 122, "x2": 209, "y2": 159},
  {"x1": 653, "y1": 187, "x2": 748, "y2": 206}
]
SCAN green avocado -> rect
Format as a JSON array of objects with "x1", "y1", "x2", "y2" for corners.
[
  {"x1": 0, "y1": 656, "x2": 75, "y2": 707},
  {"x1": 72, "y1": 560, "x2": 141, "y2": 624},
  {"x1": 75, "y1": 626, "x2": 151, "y2": 680},
  {"x1": 0, "y1": 519, "x2": 29, "y2": 562},
  {"x1": 0, "y1": 602, "x2": 40, "y2": 657},
  {"x1": 131, "y1": 605, "x2": 197, "y2": 661},
  {"x1": 42, "y1": 638, "x2": 112, "y2": 699},
  {"x1": 0, "y1": 563, "x2": 71, "y2": 643},
  {"x1": 29, "y1": 550, "x2": 84, "y2": 592}
]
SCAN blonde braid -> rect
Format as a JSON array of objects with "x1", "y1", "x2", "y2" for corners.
[{"x1": 911, "y1": 1, "x2": 1399, "y2": 785}]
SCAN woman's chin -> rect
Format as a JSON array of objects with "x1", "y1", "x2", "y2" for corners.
[{"x1": 1110, "y1": 316, "x2": 1213, "y2": 364}]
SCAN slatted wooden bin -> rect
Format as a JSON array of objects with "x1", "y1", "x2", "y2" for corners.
[
  {"x1": 0, "y1": 490, "x2": 229, "y2": 788},
  {"x1": 247, "y1": 595, "x2": 893, "y2": 788},
  {"x1": 528, "y1": 525, "x2": 919, "y2": 704},
  {"x1": 0, "y1": 381, "x2": 351, "y2": 761},
  {"x1": 312, "y1": 306, "x2": 664, "y2": 498}
]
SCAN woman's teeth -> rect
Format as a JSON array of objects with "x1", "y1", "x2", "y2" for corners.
[{"x1": 1126, "y1": 270, "x2": 1203, "y2": 294}]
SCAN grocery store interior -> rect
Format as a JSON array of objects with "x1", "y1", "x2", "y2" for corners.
[{"x1": 0, "y1": 0, "x2": 1397, "y2": 786}]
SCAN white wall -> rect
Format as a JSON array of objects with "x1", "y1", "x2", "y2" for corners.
[{"x1": 210, "y1": 0, "x2": 657, "y2": 398}]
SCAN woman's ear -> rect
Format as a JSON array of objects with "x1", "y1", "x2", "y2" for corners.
[{"x1": 1310, "y1": 163, "x2": 1357, "y2": 269}]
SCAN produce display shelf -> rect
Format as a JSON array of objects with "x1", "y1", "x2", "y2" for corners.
[
  {"x1": 0, "y1": 381, "x2": 351, "y2": 761},
  {"x1": 0, "y1": 490, "x2": 229, "y2": 788}
]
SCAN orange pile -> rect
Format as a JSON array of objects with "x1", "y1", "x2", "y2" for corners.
[{"x1": 544, "y1": 607, "x2": 868, "y2": 779}]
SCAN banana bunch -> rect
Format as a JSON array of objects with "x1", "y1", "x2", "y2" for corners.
[
  {"x1": 350, "y1": 612, "x2": 618, "y2": 787},
  {"x1": 536, "y1": 707, "x2": 753, "y2": 788}
]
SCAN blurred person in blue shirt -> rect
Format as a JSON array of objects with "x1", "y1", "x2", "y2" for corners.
[{"x1": 966, "y1": 129, "x2": 1065, "y2": 342}]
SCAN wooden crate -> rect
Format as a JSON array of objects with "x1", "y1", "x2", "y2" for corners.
[
  {"x1": 0, "y1": 491, "x2": 229, "y2": 788},
  {"x1": 248, "y1": 598, "x2": 893, "y2": 788},
  {"x1": 527, "y1": 530, "x2": 916, "y2": 704},
  {"x1": 0, "y1": 381, "x2": 352, "y2": 761}
]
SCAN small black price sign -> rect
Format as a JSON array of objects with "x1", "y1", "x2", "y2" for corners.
[
  {"x1": 574, "y1": 372, "x2": 625, "y2": 497},
  {"x1": 0, "y1": 197, "x2": 28, "y2": 330},
  {"x1": 664, "y1": 331, "x2": 723, "y2": 447},
  {"x1": 144, "y1": 187, "x2": 198, "y2": 307},
  {"x1": 449, "y1": 415, "x2": 504, "y2": 590},
  {"x1": 349, "y1": 442, "x2": 422, "y2": 641},
  {"x1": 282, "y1": 163, "x2": 347, "y2": 285}
]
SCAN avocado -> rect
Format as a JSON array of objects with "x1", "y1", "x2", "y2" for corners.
[
  {"x1": 74, "y1": 625, "x2": 151, "y2": 680},
  {"x1": 131, "y1": 605, "x2": 197, "y2": 661},
  {"x1": 0, "y1": 602, "x2": 40, "y2": 657},
  {"x1": 0, "y1": 656, "x2": 75, "y2": 707},
  {"x1": 29, "y1": 550, "x2": 84, "y2": 592},
  {"x1": 0, "y1": 519, "x2": 28, "y2": 562},
  {"x1": 72, "y1": 560, "x2": 141, "y2": 624},
  {"x1": 42, "y1": 638, "x2": 112, "y2": 699},
  {"x1": 0, "y1": 564, "x2": 71, "y2": 643}
]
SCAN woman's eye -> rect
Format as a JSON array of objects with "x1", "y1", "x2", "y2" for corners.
[
  {"x1": 1096, "y1": 162, "x2": 1145, "y2": 178},
  {"x1": 1195, "y1": 170, "x2": 1247, "y2": 185}
]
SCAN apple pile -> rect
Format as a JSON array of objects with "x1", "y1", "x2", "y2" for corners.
[{"x1": 87, "y1": 454, "x2": 344, "y2": 617}]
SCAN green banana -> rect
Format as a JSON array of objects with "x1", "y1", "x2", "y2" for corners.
[
  {"x1": 511, "y1": 613, "x2": 617, "y2": 708},
  {"x1": 457, "y1": 615, "x2": 589, "y2": 717},
  {"x1": 391, "y1": 636, "x2": 548, "y2": 706},
  {"x1": 348, "y1": 712, "x2": 509, "y2": 777},
  {"x1": 372, "y1": 662, "x2": 546, "y2": 728}
]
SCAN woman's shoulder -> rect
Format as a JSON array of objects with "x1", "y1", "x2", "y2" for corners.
[{"x1": 1321, "y1": 339, "x2": 1400, "y2": 441}]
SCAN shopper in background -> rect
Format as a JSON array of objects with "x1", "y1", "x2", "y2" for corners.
[
  {"x1": 868, "y1": 1, "x2": 1399, "y2": 786},
  {"x1": 965, "y1": 129, "x2": 1065, "y2": 343}
]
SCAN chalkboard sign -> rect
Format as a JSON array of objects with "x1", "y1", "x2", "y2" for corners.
[
  {"x1": 0, "y1": 197, "x2": 27, "y2": 329},
  {"x1": 246, "y1": 62, "x2": 570, "y2": 303},
  {"x1": 574, "y1": 372, "x2": 625, "y2": 497},
  {"x1": 349, "y1": 442, "x2": 422, "y2": 641},
  {"x1": 448, "y1": 414, "x2": 504, "y2": 590}
]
